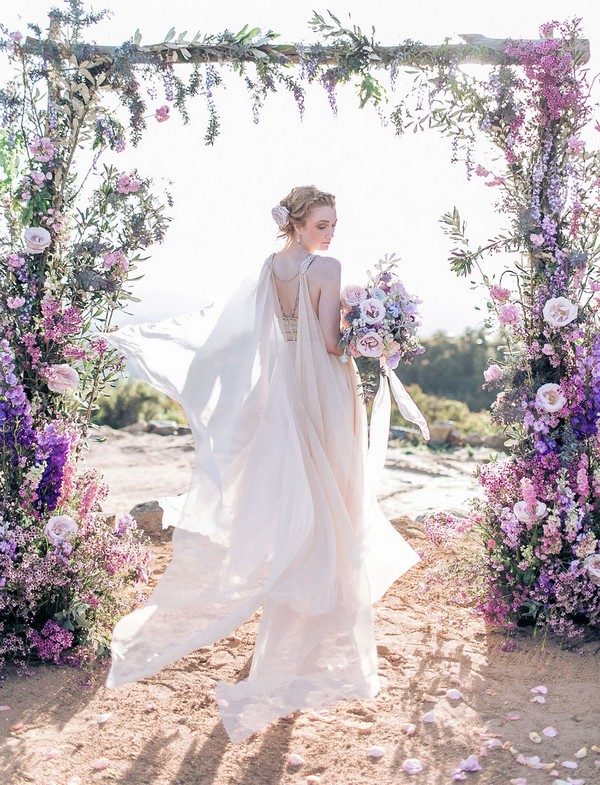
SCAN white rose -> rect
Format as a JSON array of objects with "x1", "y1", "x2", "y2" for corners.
[
  {"x1": 583, "y1": 554, "x2": 600, "y2": 585},
  {"x1": 341, "y1": 285, "x2": 367, "y2": 307},
  {"x1": 513, "y1": 501, "x2": 548, "y2": 523},
  {"x1": 23, "y1": 226, "x2": 52, "y2": 254},
  {"x1": 45, "y1": 515, "x2": 78, "y2": 546},
  {"x1": 535, "y1": 383, "x2": 566, "y2": 413},
  {"x1": 542, "y1": 297, "x2": 578, "y2": 328},
  {"x1": 46, "y1": 364, "x2": 80, "y2": 393},
  {"x1": 368, "y1": 287, "x2": 387, "y2": 301},
  {"x1": 359, "y1": 297, "x2": 387, "y2": 325},
  {"x1": 513, "y1": 500, "x2": 548, "y2": 524},
  {"x1": 356, "y1": 330, "x2": 384, "y2": 357}
]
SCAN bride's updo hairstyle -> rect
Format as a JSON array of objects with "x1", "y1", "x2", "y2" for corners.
[{"x1": 276, "y1": 185, "x2": 336, "y2": 244}]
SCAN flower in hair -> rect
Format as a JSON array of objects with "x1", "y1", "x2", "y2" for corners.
[{"x1": 271, "y1": 204, "x2": 290, "y2": 229}]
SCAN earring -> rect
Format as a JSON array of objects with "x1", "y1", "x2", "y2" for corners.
[{"x1": 296, "y1": 233, "x2": 301, "y2": 244}]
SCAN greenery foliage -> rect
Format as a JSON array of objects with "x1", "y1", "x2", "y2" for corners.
[
  {"x1": 397, "y1": 329, "x2": 501, "y2": 412},
  {"x1": 94, "y1": 378, "x2": 186, "y2": 429}
]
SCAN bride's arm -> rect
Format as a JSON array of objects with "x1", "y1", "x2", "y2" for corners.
[{"x1": 316, "y1": 257, "x2": 344, "y2": 355}]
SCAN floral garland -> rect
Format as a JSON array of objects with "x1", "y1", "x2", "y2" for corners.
[{"x1": 428, "y1": 20, "x2": 599, "y2": 636}]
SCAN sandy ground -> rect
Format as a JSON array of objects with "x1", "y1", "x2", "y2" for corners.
[{"x1": 1, "y1": 428, "x2": 599, "y2": 785}]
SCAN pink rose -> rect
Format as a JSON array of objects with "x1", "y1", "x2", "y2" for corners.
[
  {"x1": 23, "y1": 226, "x2": 52, "y2": 254},
  {"x1": 359, "y1": 297, "x2": 386, "y2": 325},
  {"x1": 498, "y1": 304, "x2": 521, "y2": 325},
  {"x1": 513, "y1": 500, "x2": 548, "y2": 524},
  {"x1": 542, "y1": 297, "x2": 578, "y2": 328},
  {"x1": 356, "y1": 331, "x2": 384, "y2": 358},
  {"x1": 45, "y1": 515, "x2": 78, "y2": 546},
  {"x1": 583, "y1": 554, "x2": 600, "y2": 585},
  {"x1": 535, "y1": 383, "x2": 566, "y2": 413},
  {"x1": 341, "y1": 285, "x2": 367, "y2": 308},
  {"x1": 483, "y1": 364, "x2": 503, "y2": 382},
  {"x1": 7, "y1": 296, "x2": 25, "y2": 309},
  {"x1": 155, "y1": 105, "x2": 171, "y2": 122},
  {"x1": 46, "y1": 364, "x2": 80, "y2": 393}
]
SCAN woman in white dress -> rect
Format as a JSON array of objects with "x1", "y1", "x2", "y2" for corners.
[{"x1": 104, "y1": 185, "x2": 424, "y2": 742}]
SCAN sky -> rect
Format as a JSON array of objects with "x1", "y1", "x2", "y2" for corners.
[{"x1": 3, "y1": 0, "x2": 600, "y2": 336}]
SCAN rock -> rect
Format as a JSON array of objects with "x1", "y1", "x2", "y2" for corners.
[
  {"x1": 429, "y1": 421, "x2": 456, "y2": 444},
  {"x1": 130, "y1": 500, "x2": 172, "y2": 540},
  {"x1": 147, "y1": 419, "x2": 180, "y2": 435},
  {"x1": 483, "y1": 433, "x2": 509, "y2": 451},
  {"x1": 121, "y1": 420, "x2": 149, "y2": 434},
  {"x1": 176, "y1": 426, "x2": 192, "y2": 436}
]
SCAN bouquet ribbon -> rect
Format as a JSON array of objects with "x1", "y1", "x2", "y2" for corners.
[{"x1": 367, "y1": 359, "x2": 430, "y2": 488}]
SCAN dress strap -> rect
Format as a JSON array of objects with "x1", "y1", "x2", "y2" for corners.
[{"x1": 300, "y1": 253, "x2": 316, "y2": 274}]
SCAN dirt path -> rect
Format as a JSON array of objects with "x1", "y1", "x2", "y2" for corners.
[{"x1": 1, "y1": 431, "x2": 598, "y2": 785}]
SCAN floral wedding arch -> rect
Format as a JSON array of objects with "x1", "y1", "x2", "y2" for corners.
[{"x1": 0, "y1": 0, "x2": 598, "y2": 666}]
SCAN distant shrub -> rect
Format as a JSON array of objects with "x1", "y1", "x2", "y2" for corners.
[
  {"x1": 93, "y1": 378, "x2": 187, "y2": 429},
  {"x1": 393, "y1": 384, "x2": 497, "y2": 435}
]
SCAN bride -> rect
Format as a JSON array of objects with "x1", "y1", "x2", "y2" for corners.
[{"x1": 104, "y1": 185, "x2": 426, "y2": 742}]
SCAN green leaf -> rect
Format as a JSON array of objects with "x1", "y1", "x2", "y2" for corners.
[{"x1": 164, "y1": 27, "x2": 176, "y2": 42}]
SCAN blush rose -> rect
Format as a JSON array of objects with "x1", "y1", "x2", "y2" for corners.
[
  {"x1": 356, "y1": 331, "x2": 384, "y2": 357},
  {"x1": 46, "y1": 364, "x2": 80, "y2": 393}
]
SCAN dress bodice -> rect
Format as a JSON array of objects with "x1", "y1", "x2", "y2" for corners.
[{"x1": 269, "y1": 253, "x2": 316, "y2": 342}]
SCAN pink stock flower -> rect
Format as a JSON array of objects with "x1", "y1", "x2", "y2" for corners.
[
  {"x1": 356, "y1": 331, "x2": 384, "y2": 358},
  {"x1": 566, "y1": 136, "x2": 585, "y2": 155},
  {"x1": 498, "y1": 304, "x2": 522, "y2": 325},
  {"x1": 530, "y1": 233, "x2": 545, "y2": 247},
  {"x1": 475, "y1": 164, "x2": 489, "y2": 177},
  {"x1": 489, "y1": 285, "x2": 511, "y2": 303},
  {"x1": 103, "y1": 250, "x2": 129, "y2": 271},
  {"x1": 10, "y1": 31, "x2": 23, "y2": 43},
  {"x1": 155, "y1": 105, "x2": 171, "y2": 122},
  {"x1": 116, "y1": 173, "x2": 141, "y2": 194},
  {"x1": 483, "y1": 364, "x2": 503, "y2": 382},
  {"x1": 7, "y1": 296, "x2": 25, "y2": 309},
  {"x1": 45, "y1": 364, "x2": 80, "y2": 393},
  {"x1": 485, "y1": 176, "x2": 505, "y2": 187},
  {"x1": 29, "y1": 136, "x2": 55, "y2": 163},
  {"x1": 7, "y1": 254, "x2": 26, "y2": 269}
]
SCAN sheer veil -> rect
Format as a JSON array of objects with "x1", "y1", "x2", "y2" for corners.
[{"x1": 103, "y1": 255, "x2": 425, "y2": 741}]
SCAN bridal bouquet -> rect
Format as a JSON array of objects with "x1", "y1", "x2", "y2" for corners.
[{"x1": 339, "y1": 256, "x2": 424, "y2": 369}]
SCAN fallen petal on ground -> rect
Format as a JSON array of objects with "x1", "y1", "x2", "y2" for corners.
[{"x1": 403, "y1": 758, "x2": 424, "y2": 775}]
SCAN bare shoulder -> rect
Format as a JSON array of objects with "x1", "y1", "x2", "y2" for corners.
[{"x1": 310, "y1": 255, "x2": 341, "y2": 279}]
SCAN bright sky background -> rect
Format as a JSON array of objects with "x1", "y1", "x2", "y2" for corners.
[{"x1": 4, "y1": 0, "x2": 600, "y2": 335}]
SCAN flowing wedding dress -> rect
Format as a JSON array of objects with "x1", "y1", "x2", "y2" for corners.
[{"x1": 104, "y1": 253, "x2": 427, "y2": 742}]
